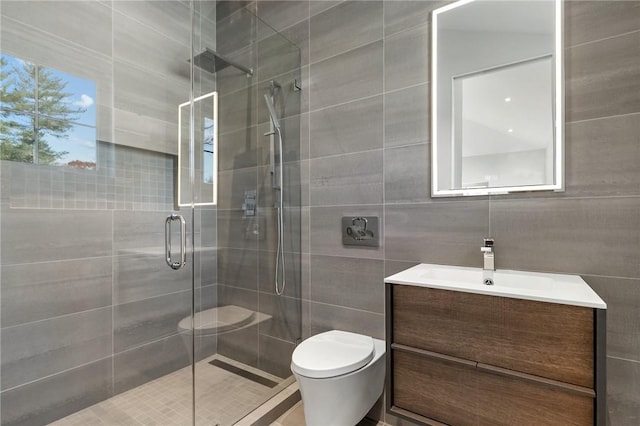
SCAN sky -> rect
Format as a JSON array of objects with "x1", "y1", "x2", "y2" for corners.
[{"x1": 1, "y1": 53, "x2": 97, "y2": 165}]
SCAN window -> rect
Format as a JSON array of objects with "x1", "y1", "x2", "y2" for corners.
[{"x1": 0, "y1": 53, "x2": 97, "y2": 169}]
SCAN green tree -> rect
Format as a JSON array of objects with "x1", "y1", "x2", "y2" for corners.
[{"x1": 0, "y1": 55, "x2": 87, "y2": 164}]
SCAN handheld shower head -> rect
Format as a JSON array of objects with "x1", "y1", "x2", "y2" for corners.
[{"x1": 263, "y1": 93, "x2": 281, "y2": 131}]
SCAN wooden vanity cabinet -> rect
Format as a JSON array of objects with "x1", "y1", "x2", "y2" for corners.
[{"x1": 385, "y1": 284, "x2": 607, "y2": 426}]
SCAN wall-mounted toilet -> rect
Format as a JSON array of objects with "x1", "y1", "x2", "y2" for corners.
[{"x1": 291, "y1": 330, "x2": 386, "y2": 426}]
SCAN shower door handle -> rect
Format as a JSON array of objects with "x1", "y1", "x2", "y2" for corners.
[{"x1": 165, "y1": 213, "x2": 186, "y2": 270}]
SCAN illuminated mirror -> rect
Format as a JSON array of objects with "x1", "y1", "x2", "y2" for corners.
[
  {"x1": 178, "y1": 91, "x2": 218, "y2": 206},
  {"x1": 432, "y1": 0, "x2": 563, "y2": 197}
]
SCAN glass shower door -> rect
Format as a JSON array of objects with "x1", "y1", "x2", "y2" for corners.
[
  {"x1": 191, "y1": 3, "x2": 303, "y2": 425},
  {"x1": 0, "y1": 1, "x2": 199, "y2": 425}
]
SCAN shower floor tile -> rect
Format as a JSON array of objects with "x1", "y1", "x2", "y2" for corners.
[{"x1": 50, "y1": 355, "x2": 288, "y2": 426}]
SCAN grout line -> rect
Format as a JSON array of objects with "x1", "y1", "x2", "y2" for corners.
[
  {"x1": 116, "y1": 329, "x2": 187, "y2": 356},
  {"x1": 566, "y1": 28, "x2": 640, "y2": 50},
  {"x1": 1, "y1": 15, "x2": 112, "y2": 62},
  {"x1": 0, "y1": 355, "x2": 113, "y2": 394},
  {"x1": 1, "y1": 254, "x2": 113, "y2": 268},
  {"x1": 307, "y1": 299, "x2": 385, "y2": 317},
  {"x1": 0, "y1": 305, "x2": 112, "y2": 331},
  {"x1": 110, "y1": 2, "x2": 192, "y2": 47},
  {"x1": 567, "y1": 110, "x2": 640, "y2": 125},
  {"x1": 608, "y1": 356, "x2": 640, "y2": 364},
  {"x1": 307, "y1": 91, "x2": 382, "y2": 115},
  {"x1": 308, "y1": 146, "x2": 384, "y2": 161},
  {"x1": 308, "y1": 36, "x2": 384, "y2": 69}
]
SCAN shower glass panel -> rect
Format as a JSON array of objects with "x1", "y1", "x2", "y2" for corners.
[
  {"x1": 0, "y1": 1, "x2": 198, "y2": 425},
  {"x1": 0, "y1": 1, "x2": 301, "y2": 425},
  {"x1": 192, "y1": 3, "x2": 303, "y2": 425}
]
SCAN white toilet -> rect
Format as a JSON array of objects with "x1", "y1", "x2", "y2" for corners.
[{"x1": 291, "y1": 330, "x2": 386, "y2": 426}]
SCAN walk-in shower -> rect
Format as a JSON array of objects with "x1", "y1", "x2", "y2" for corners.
[{"x1": 0, "y1": 2, "x2": 302, "y2": 425}]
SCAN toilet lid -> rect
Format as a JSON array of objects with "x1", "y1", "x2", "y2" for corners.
[{"x1": 291, "y1": 330, "x2": 375, "y2": 378}]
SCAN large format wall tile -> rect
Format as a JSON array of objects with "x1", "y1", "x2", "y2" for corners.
[
  {"x1": 217, "y1": 248, "x2": 259, "y2": 289},
  {"x1": 565, "y1": 0, "x2": 640, "y2": 48},
  {"x1": 1, "y1": 257, "x2": 112, "y2": 327},
  {"x1": 309, "y1": 150, "x2": 383, "y2": 206},
  {"x1": 384, "y1": 143, "x2": 430, "y2": 204},
  {"x1": 2, "y1": 1, "x2": 112, "y2": 55},
  {"x1": 1, "y1": 208, "x2": 112, "y2": 265},
  {"x1": 218, "y1": 284, "x2": 259, "y2": 311},
  {"x1": 384, "y1": 24, "x2": 429, "y2": 92},
  {"x1": 113, "y1": 333, "x2": 190, "y2": 395},
  {"x1": 310, "y1": 41, "x2": 383, "y2": 110},
  {"x1": 257, "y1": 33, "x2": 301, "y2": 84},
  {"x1": 219, "y1": 126, "x2": 258, "y2": 172},
  {"x1": 218, "y1": 324, "x2": 259, "y2": 368},
  {"x1": 565, "y1": 113, "x2": 640, "y2": 196},
  {"x1": 309, "y1": 1, "x2": 343, "y2": 18},
  {"x1": 310, "y1": 255, "x2": 384, "y2": 313},
  {"x1": 113, "y1": 0, "x2": 192, "y2": 46},
  {"x1": 114, "y1": 109, "x2": 179, "y2": 154},
  {"x1": 258, "y1": 334, "x2": 296, "y2": 379},
  {"x1": 114, "y1": 59, "x2": 189, "y2": 126},
  {"x1": 114, "y1": 11, "x2": 190, "y2": 80},
  {"x1": 309, "y1": 302, "x2": 384, "y2": 340},
  {"x1": 491, "y1": 197, "x2": 640, "y2": 278},
  {"x1": 218, "y1": 86, "x2": 257, "y2": 134},
  {"x1": 607, "y1": 357, "x2": 640, "y2": 426},
  {"x1": 584, "y1": 275, "x2": 640, "y2": 362},
  {"x1": 115, "y1": 253, "x2": 191, "y2": 304},
  {"x1": 1, "y1": 307, "x2": 112, "y2": 391},
  {"x1": 216, "y1": 7, "x2": 256, "y2": 55},
  {"x1": 385, "y1": 201, "x2": 490, "y2": 266},
  {"x1": 114, "y1": 290, "x2": 192, "y2": 353},
  {"x1": 384, "y1": 83, "x2": 429, "y2": 148},
  {"x1": 383, "y1": 0, "x2": 446, "y2": 37},
  {"x1": 310, "y1": 1, "x2": 382, "y2": 63},
  {"x1": 217, "y1": 210, "x2": 259, "y2": 250},
  {"x1": 279, "y1": 19, "x2": 310, "y2": 66},
  {"x1": 113, "y1": 210, "x2": 175, "y2": 252},
  {"x1": 256, "y1": 0, "x2": 309, "y2": 34},
  {"x1": 309, "y1": 205, "x2": 384, "y2": 259},
  {"x1": 218, "y1": 167, "x2": 258, "y2": 211},
  {"x1": 566, "y1": 30, "x2": 640, "y2": 122},
  {"x1": 258, "y1": 292, "x2": 302, "y2": 343},
  {"x1": 0, "y1": 358, "x2": 112, "y2": 426},
  {"x1": 309, "y1": 95, "x2": 383, "y2": 158},
  {"x1": 258, "y1": 250, "x2": 302, "y2": 299}
]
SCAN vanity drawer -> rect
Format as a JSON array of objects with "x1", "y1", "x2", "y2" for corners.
[
  {"x1": 392, "y1": 284, "x2": 594, "y2": 387},
  {"x1": 392, "y1": 349, "x2": 594, "y2": 426}
]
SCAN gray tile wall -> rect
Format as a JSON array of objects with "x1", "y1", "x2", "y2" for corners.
[
  {"x1": 255, "y1": 1, "x2": 640, "y2": 425},
  {"x1": 0, "y1": 1, "x2": 217, "y2": 425}
]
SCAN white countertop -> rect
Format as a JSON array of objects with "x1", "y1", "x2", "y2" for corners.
[{"x1": 385, "y1": 263, "x2": 606, "y2": 309}]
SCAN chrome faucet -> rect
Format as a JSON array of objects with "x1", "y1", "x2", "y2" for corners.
[{"x1": 481, "y1": 238, "x2": 495, "y2": 285}]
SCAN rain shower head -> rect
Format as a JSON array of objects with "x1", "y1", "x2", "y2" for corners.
[{"x1": 192, "y1": 48, "x2": 253, "y2": 76}]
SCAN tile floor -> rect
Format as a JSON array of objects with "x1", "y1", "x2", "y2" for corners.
[
  {"x1": 51, "y1": 355, "x2": 291, "y2": 426},
  {"x1": 273, "y1": 402, "x2": 384, "y2": 426}
]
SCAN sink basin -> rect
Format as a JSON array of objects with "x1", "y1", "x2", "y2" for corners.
[
  {"x1": 386, "y1": 263, "x2": 606, "y2": 309},
  {"x1": 419, "y1": 267, "x2": 554, "y2": 293}
]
